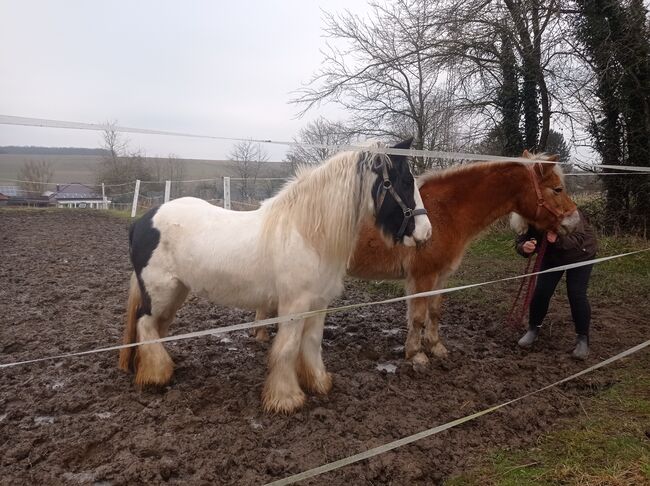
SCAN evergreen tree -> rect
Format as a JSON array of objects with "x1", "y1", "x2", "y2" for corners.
[
  {"x1": 498, "y1": 31, "x2": 524, "y2": 156},
  {"x1": 576, "y1": 0, "x2": 650, "y2": 231}
]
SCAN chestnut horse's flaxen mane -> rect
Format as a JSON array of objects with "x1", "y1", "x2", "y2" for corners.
[{"x1": 416, "y1": 153, "x2": 563, "y2": 188}]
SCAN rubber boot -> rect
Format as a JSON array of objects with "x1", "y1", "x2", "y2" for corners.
[
  {"x1": 572, "y1": 334, "x2": 589, "y2": 360},
  {"x1": 518, "y1": 326, "x2": 540, "y2": 348}
]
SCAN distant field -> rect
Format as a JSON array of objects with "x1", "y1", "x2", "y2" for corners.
[{"x1": 0, "y1": 153, "x2": 291, "y2": 185}]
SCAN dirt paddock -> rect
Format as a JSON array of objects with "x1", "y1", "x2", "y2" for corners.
[{"x1": 1, "y1": 210, "x2": 648, "y2": 485}]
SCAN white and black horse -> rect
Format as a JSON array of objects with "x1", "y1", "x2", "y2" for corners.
[{"x1": 119, "y1": 139, "x2": 431, "y2": 413}]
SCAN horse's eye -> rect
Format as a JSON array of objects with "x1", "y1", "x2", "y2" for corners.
[{"x1": 553, "y1": 187, "x2": 563, "y2": 194}]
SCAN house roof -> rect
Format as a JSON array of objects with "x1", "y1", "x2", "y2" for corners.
[
  {"x1": 50, "y1": 183, "x2": 103, "y2": 200},
  {"x1": 0, "y1": 185, "x2": 27, "y2": 197}
]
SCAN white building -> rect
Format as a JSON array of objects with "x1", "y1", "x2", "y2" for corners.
[{"x1": 47, "y1": 183, "x2": 110, "y2": 209}]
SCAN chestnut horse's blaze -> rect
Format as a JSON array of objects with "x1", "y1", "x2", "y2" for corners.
[{"x1": 254, "y1": 152, "x2": 579, "y2": 369}]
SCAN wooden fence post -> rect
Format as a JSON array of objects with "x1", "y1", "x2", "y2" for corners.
[
  {"x1": 131, "y1": 179, "x2": 141, "y2": 218},
  {"x1": 164, "y1": 180, "x2": 171, "y2": 203},
  {"x1": 223, "y1": 177, "x2": 231, "y2": 210}
]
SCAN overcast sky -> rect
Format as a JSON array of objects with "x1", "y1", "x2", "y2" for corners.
[{"x1": 0, "y1": 0, "x2": 369, "y2": 160}]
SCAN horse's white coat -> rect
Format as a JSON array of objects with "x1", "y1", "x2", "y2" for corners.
[
  {"x1": 404, "y1": 184, "x2": 430, "y2": 246},
  {"x1": 135, "y1": 146, "x2": 431, "y2": 413}
]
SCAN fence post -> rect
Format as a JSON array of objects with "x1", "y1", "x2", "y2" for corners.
[
  {"x1": 164, "y1": 180, "x2": 171, "y2": 203},
  {"x1": 223, "y1": 176, "x2": 231, "y2": 210},
  {"x1": 101, "y1": 182, "x2": 107, "y2": 210},
  {"x1": 131, "y1": 179, "x2": 141, "y2": 218}
]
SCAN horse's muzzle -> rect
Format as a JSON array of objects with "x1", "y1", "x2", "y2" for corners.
[
  {"x1": 414, "y1": 215, "x2": 432, "y2": 244},
  {"x1": 404, "y1": 218, "x2": 432, "y2": 247}
]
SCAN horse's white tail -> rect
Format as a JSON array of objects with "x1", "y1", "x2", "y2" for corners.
[{"x1": 118, "y1": 272, "x2": 140, "y2": 372}]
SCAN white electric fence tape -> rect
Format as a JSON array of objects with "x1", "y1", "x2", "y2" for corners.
[
  {"x1": 264, "y1": 338, "x2": 650, "y2": 485},
  {"x1": 3, "y1": 115, "x2": 650, "y2": 173},
  {"x1": 1, "y1": 248, "x2": 648, "y2": 370}
]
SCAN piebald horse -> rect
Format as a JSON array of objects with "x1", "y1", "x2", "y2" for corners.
[
  {"x1": 254, "y1": 152, "x2": 579, "y2": 369},
  {"x1": 119, "y1": 139, "x2": 431, "y2": 413}
]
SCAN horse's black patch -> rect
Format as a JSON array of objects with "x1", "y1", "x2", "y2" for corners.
[
  {"x1": 129, "y1": 206, "x2": 161, "y2": 317},
  {"x1": 372, "y1": 138, "x2": 418, "y2": 242}
]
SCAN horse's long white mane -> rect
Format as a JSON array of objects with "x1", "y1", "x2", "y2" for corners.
[{"x1": 261, "y1": 142, "x2": 388, "y2": 264}]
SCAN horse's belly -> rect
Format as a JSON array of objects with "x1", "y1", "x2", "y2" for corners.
[
  {"x1": 197, "y1": 278, "x2": 273, "y2": 310},
  {"x1": 176, "y1": 260, "x2": 275, "y2": 310},
  {"x1": 347, "y1": 258, "x2": 406, "y2": 280}
]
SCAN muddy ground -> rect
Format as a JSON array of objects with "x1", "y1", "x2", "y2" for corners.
[{"x1": 0, "y1": 210, "x2": 648, "y2": 485}]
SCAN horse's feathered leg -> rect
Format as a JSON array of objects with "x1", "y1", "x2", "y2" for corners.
[
  {"x1": 263, "y1": 296, "x2": 309, "y2": 414},
  {"x1": 405, "y1": 275, "x2": 435, "y2": 369},
  {"x1": 251, "y1": 308, "x2": 273, "y2": 342},
  {"x1": 118, "y1": 273, "x2": 141, "y2": 372},
  {"x1": 134, "y1": 314, "x2": 175, "y2": 386},
  {"x1": 133, "y1": 274, "x2": 188, "y2": 386},
  {"x1": 423, "y1": 274, "x2": 449, "y2": 359},
  {"x1": 297, "y1": 313, "x2": 332, "y2": 395}
]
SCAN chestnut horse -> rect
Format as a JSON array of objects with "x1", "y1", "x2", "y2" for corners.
[{"x1": 254, "y1": 152, "x2": 579, "y2": 369}]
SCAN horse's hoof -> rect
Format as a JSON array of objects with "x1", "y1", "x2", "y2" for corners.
[
  {"x1": 431, "y1": 343, "x2": 448, "y2": 359},
  {"x1": 134, "y1": 361, "x2": 174, "y2": 386},
  {"x1": 262, "y1": 389, "x2": 306, "y2": 414},
  {"x1": 254, "y1": 328, "x2": 270, "y2": 342},
  {"x1": 309, "y1": 372, "x2": 333, "y2": 395},
  {"x1": 411, "y1": 352, "x2": 429, "y2": 373},
  {"x1": 298, "y1": 367, "x2": 333, "y2": 395}
]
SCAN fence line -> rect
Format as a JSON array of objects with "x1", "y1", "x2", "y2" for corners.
[
  {"x1": 0, "y1": 178, "x2": 136, "y2": 188},
  {"x1": 4, "y1": 114, "x2": 650, "y2": 173},
  {"x1": 564, "y1": 172, "x2": 650, "y2": 176},
  {"x1": 265, "y1": 338, "x2": 650, "y2": 485},
  {"x1": 1, "y1": 168, "x2": 646, "y2": 200},
  {"x1": 1, "y1": 248, "x2": 648, "y2": 370}
]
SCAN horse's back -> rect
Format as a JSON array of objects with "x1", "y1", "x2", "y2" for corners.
[{"x1": 129, "y1": 198, "x2": 273, "y2": 306}]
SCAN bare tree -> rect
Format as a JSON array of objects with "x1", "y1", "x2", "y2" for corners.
[
  {"x1": 229, "y1": 140, "x2": 269, "y2": 200},
  {"x1": 293, "y1": 0, "x2": 466, "y2": 172},
  {"x1": 96, "y1": 122, "x2": 152, "y2": 196},
  {"x1": 285, "y1": 117, "x2": 356, "y2": 172},
  {"x1": 18, "y1": 160, "x2": 54, "y2": 194},
  {"x1": 149, "y1": 153, "x2": 187, "y2": 198},
  {"x1": 151, "y1": 153, "x2": 186, "y2": 182},
  {"x1": 424, "y1": 0, "x2": 574, "y2": 152}
]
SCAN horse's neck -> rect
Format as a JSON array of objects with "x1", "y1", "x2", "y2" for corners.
[
  {"x1": 427, "y1": 164, "x2": 523, "y2": 240},
  {"x1": 264, "y1": 155, "x2": 369, "y2": 265}
]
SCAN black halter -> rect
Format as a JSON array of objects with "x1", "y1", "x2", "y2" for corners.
[{"x1": 374, "y1": 158, "x2": 428, "y2": 240}]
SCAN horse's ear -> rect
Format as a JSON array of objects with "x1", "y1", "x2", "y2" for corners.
[
  {"x1": 392, "y1": 137, "x2": 413, "y2": 150},
  {"x1": 540, "y1": 161, "x2": 558, "y2": 177},
  {"x1": 547, "y1": 154, "x2": 560, "y2": 162},
  {"x1": 522, "y1": 149, "x2": 531, "y2": 158}
]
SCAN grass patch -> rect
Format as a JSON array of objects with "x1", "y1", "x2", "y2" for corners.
[
  {"x1": 449, "y1": 229, "x2": 650, "y2": 305},
  {"x1": 464, "y1": 227, "x2": 517, "y2": 259},
  {"x1": 447, "y1": 355, "x2": 650, "y2": 486}
]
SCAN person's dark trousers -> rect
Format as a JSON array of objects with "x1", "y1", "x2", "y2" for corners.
[{"x1": 528, "y1": 261, "x2": 594, "y2": 337}]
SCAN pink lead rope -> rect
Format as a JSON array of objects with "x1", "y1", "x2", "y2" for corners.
[{"x1": 507, "y1": 236, "x2": 548, "y2": 328}]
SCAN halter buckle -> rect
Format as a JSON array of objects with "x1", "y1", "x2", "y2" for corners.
[
  {"x1": 382, "y1": 180, "x2": 392, "y2": 189},
  {"x1": 403, "y1": 208, "x2": 413, "y2": 218}
]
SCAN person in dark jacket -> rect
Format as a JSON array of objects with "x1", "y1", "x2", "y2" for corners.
[{"x1": 513, "y1": 209, "x2": 598, "y2": 360}]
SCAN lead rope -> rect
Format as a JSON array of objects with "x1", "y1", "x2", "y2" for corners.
[{"x1": 507, "y1": 236, "x2": 548, "y2": 328}]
